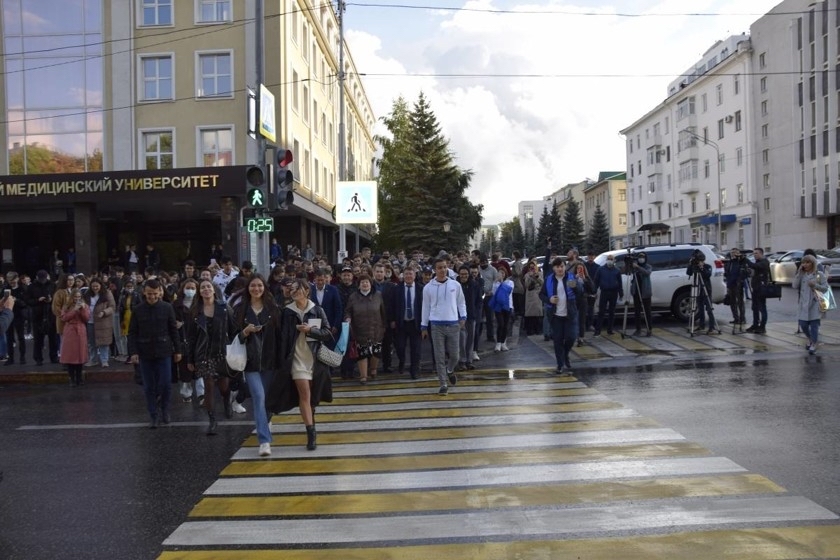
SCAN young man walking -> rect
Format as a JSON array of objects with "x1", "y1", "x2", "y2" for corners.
[{"x1": 421, "y1": 258, "x2": 467, "y2": 395}]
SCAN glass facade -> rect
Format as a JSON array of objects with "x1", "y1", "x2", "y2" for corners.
[{"x1": 3, "y1": 0, "x2": 103, "y2": 174}]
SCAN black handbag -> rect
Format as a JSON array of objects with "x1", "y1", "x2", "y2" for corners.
[{"x1": 762, "y1": 283, "x2": 782, "y2": 299}]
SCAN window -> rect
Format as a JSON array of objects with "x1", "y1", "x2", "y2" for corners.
[
  {"x1": 759, "y1": 52, "x2": 766, "y2": 68},
  {"x1": 762, "y1": 149, "x2": 769, "y2": 164},
  {"x1": 705, "y1": 192, "x2": 711, "y2": 210},
  {"x1": 140, "y1": 55, "x2": 173, "y2": 101},
  {"x1": 761, "y1": 100, "x2": 768, "y2": 116},
  {"x1": 702, "y1": 93, "x2": 708, "y2": 113},
  {"x1": 761, "y1": 76, "x2": 767, "y2": 93},
  {"x1": 691, "y1": 197, "x2": 697, "y2": 213},
  {"x1": 736, "y1": 147, "x2": 743, "y2": 167},
  {"x1": 141, "y1": 130, "x2": 174, "y2": 169},
  {"x1": 716, "y1": 84, "x2": 723, "y2": 105},
  {"x1": 618, "y1": 189, "x2": 626, "y2": 201},
  {"x1": 320, "y1": 113, "x2": 326, "y2": 145},
  {"x1": 734, "y1": 74, "x2": 740, "y2": 95},
  {"x1": 303, "y1": 85, "x2": 309, "y2": 122},
  {"x1": 292, "y1": 70, "x2": 299, "y2": 111},
  {"x1": 734, "y1": 110, "x2": 742, "y2": 131},
  {"x1": 291, "y1": 5, "x2": 299, "y2": 44},
  {"x1": 737, "y1": 183, "x2": 744, "y2": 203},
  {"x1": 314, "y1": 157, "x2": 320, "y2": 194},
  {"x1": 313, "y1": 100, "x2": 319, "y2": 137},
  {"x1": 302, "y1": 23, "x2": 309, "y2": 62},
  {"x1": 676, "y1": 97, "x2": 695, "y2": 120},
  {"x1": 720, "y1": 188, "x2": 727, "y2": 207},
  {"x1": 197, "y1": 0, "x2": 231, "y2": 23},
  {"x1": 199, "y1": 127, "x2": 233, "y2": 166},
  {"x1": 764, "y1": 223, "x2": 772, "y2": 236},
  {"x1": 704, "y1": 159, "x2": 710, "y2": 178},
  {"x1": 763, "y1": 173, "x2": 771, "y2": 188},
  {"x1": 197, "y1": 52, "x2": 232, "y2": 98},
  {"x1": 718, "y1": 119, "x2": 725, "y2": 139},
  {"x1": 719, "y1": 153, "x2": 725, "y2": 173},
  {"x1": 618, "y1": 213, "x2": 627, "y2": 225},
  {"x1": 762, "y1": 124, "x2": 769, "y2": 138},
  {"x1": 141, "y1": 0, "x2": 172, "y2": 26}
]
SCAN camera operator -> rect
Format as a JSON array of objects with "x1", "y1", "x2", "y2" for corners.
[
  {"x1": 724, "y1": 249, "x2": 749, "y2": 325},
  {"x1": 686, "y1": 250, "x2": 717, "y2": 334},
  {"x1": 745, "y1": 248, "x2": 770, "y2": 334},
  {"x1": 625, "y1": 251, "x2": 652, "y2": 337}
]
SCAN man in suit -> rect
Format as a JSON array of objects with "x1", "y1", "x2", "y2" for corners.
[
  {"x1": 310, "y1": 268, "x2": 343, "y2": 338},
  {"x1": 389, "y1": 267, "x2": 423, "y2": 379},
  {"x1": 373, "y1": 263, "x2": 396, "y2": 373}
]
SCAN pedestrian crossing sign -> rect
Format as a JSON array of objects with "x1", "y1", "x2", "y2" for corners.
[{"x1": 336, "y1": 181, "x2": 377, "y2": 224}]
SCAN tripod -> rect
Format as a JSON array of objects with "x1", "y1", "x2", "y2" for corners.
[
  {"x1": 620, "y1": 268, "x2": 650, "y2": 339},
  {"x1": 687, "y1": 268, "x2": 720, "y2": 337}
]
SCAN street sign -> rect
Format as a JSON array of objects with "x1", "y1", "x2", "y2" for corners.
[
  {"x1": 335, "y1": 181, "x2": 377, "y2": 224},
  {"x1": 247, "y1": 187, "x2": 265, "y2": 208},
  {"x1": 259, "y1": 84, "x2": 276, "y2": 142}
]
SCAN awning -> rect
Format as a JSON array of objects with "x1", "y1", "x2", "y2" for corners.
[
  {"x1": 699, "y1": 214, "x2": 737, "y2": 225},
  {"x1": 636, "y1": 222, "x2": 671, "y2": 232}
]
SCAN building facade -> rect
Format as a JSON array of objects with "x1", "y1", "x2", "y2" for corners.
[
  {"x1": 582, "y1": 172, "x2": 628, "y2": 250},
  {"x1": 621, "y1": 34, "x2": 756, "y2": 251},
  {"x1": 0, "y1": 0, "x2": 376, "y2": 275}
]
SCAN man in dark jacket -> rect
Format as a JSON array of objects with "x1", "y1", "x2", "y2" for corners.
[
  {"x1": 456, "y1": 265, "x2": 482, "y2": 371},
  {"x1": 25, "y1": 270, "x2": 59, "y2": 365},
  {"x1": 685, "y1": 251, "x2": 717, "y2": 334},
  {"x1": 310, "y1": 268, "x2": 343, "y2": 338},
  {"x1": 3, "y1": 272, "x2": 28, "y2": 365},
  {"x1": 336, "y1": 266, "x2": 357, "y2": 379},
  {"x1": 593, "y1": 255, "x2": 623, "y2": 336},
  {"x1": 128, "y1": 278, "x2": 183, "y2": 428},
  {"x1": 389, "y1": 267, "x2": 424, "y2": 379},
  {"x1": 746, "y1": 248, "x2": 771, "y2": 334}
]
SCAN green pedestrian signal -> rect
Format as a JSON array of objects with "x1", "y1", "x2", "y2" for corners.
[{"x1": 247, "y1": 187, "x2": 265, "y2": 208}]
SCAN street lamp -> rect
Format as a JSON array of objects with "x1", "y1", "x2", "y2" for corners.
[
  {"x1": 443, "y1": 221, "x2": 451, "y2": 233},
  {"x1": 681, "y1": 129, "x2": 722, "y2": 249}
]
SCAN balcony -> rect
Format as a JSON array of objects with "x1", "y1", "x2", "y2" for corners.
[
  {"x1": 679, "y1": 178, "x2": 700, "y2": 195},
  {"x1": 647, "y1": 187, "x2": 666, "y2": 204}
]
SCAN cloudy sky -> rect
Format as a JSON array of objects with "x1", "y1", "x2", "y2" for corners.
[{"x1": 343, "y1": 0, "x2": 782, "y2": 225}]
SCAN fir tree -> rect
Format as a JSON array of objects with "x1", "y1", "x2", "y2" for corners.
[
  {"x1": 562, "y1": 198, "x2": 584, "y2": 253},
  {"x1": 586, "y1": 205, "x2": 611, "y2": 255}
]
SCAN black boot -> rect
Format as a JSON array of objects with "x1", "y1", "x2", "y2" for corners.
[
  {"x1": 207, "y1": 412, "x2": 218, "y2": 436},
  {"x1": 305, "y1": 425, "x2": 317, "y2": 450},
  {"x1": 223, "y1": 394, "x2": 232, "y2": 419}
]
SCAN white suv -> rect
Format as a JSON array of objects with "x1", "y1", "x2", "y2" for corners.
[{"x1": 593, "y1": 244, "x2": 726, "y2": 322}]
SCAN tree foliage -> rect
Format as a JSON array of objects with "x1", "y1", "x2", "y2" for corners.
[
  {"x1": 562, "y1": 198, "x2": 584, "y2": 253},
  {"x1": 8, "y1": 143, "x2": 102, "y2": 175},
  {"x1": 536, "y1": 202, "x2": 562, "y2": 255},
  {"x1": 586, "y1": 205, "x2": 611, "y2": 255},
  {"x1": 479, "y1": 228, "x2": 497, "y2": 256},
  {"x1": 375, "y1": 93, "x2": 483, "y2": 253},
  {"x1": 497, "y1": 216, "x2": 524, "y2": 257}
]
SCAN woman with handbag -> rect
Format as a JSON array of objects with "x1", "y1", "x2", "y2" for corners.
[
  {"x1": 185, "y1": 279, "x2": 233, "y2": 435},
  {"x1": 792, "y1": 254, "x2": 829, "y2": 355},
  {"x1": 60, "y1": 289, "x2": 90, "y2": 387},
  {"x1": 231, "y1": 274, "x2": 279, "y2": 457},
  {"x1": 272, "y1": 279, "x2": 334, "y2": 450},
  {"x1": 343, "y1": 274, "x2": 386, "y2": 384}
]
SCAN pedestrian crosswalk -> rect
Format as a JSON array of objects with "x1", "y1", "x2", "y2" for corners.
[{"x1": 159, "y1": 373, "x2": 840, "y2": 559}]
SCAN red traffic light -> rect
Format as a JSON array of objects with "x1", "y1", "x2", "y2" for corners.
[{"x1": 277, "y1": 149, "x2": 293, "y2": 168}]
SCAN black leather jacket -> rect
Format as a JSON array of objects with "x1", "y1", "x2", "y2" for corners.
[{"x1": 185, "y1": 302, "x2": 233, "y2": 367}]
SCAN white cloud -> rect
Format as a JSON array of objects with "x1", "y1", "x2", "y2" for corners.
[{"x1": 347, "y1": 0, "x2": 780, "y2": 224}]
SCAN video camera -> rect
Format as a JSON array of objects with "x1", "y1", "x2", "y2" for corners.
[{"x1": 688, "y1": 249, "x2": 705, "y2": 268}]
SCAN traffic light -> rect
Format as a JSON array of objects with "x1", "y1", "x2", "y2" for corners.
[
  {"x1": 275, "y1": 148, "x2": 294, "y2": 210},
  {"x1": 245, "y1": 164, "x2": 268, "y2": 209}
]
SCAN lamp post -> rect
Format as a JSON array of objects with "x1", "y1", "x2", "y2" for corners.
[
  {"x1": 681, "y1": 129, "x2": 722, "y2": 249},
  {"x1": 443, "y1": 221, "x2": 451, "y2": 233}
]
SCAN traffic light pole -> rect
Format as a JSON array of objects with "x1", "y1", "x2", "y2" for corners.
[{"x1": 252, "y1": 0, "x2": 269, "y2": 272}]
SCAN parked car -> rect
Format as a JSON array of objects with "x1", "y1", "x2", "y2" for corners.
[
  {"x1": 769, "y1": 250, "x2": 840, "y2": 284},
  {"x1": 594, "y1": 243, "x2": 726, "y2": 322}
]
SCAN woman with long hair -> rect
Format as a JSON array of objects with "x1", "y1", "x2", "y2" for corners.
[
  {"x1": 231, "y1": 274, "x2": 279, "y2": 457},
  {"x1": 792, "y1": 254, "x2": 829, "y2": 355},
  {"x1": 573, "y1": 262, "x2": 595, "y2": 346},
  {"x1": 522, "y1": 260, "x2": 544, "y2": 336},
  {"x1": 83, "y1": 278, "x2": 115, "y2": 367},
  {"x1": 60, "y1": 289, "x2": 90, "y2": 386},
  {"x1": 344, "y1": 273, "x2": 386, "y2": 384},
  {"x1": 273, "y1": 279, "x2": 333, "y2": 450},
  {"x1": 489, "y1": 267, "x2": 514, "y2": 352},
  {"x1": 186, "y1": 279, "x2": 234, "y2": 435}
]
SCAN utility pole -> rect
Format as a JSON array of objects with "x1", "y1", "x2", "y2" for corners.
[
  {"x1": 337, "y1": 0, "x2": 348, "y2": 263},
  {"x1": 253, "y1": 0, "x2": 268, "y2": 271}
]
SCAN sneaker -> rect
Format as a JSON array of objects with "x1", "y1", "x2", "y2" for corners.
[
  {"x1": 198, "y1": 395, "x2": 205, "y2": 406},
  {"x1": 85, "y1": 360, "x2": 98, "y2": 367},
  {"x1": 500, "y1": 342, "x2": 509, "y2": 352},
  {"x1": 472, "y1": 351, "x2": 481, "y2": 361},
  {"x1": 182, "y1": 396, "x2": 192, "y2": 403},
  {"x1": 455, "y1": 363, "x2": 466, "y2": 372},
  {"x1": 808, "y1": 344, "x2": 817, "y2": 354},
  {"x1": 258, "y1": 443, "x2": 271, "y2": 457},
  {"x1": 438, "y1": 385, "x2": 448, "y2": 395},
  {"x1": 494, "y1": 343, "x2": 501, "y2": 352},
  {"x1": 706, "y1": 329, "x2": 718, "y2": 335},
  {"x1": 101, "y1": 362, "x2": 109, "y2": 368},
  {"x1": 745, "y1": 325, "x2": 758, "y2": 333},
  {"x1": 754, "y1": 327, "x2": 767, "y2": 334},
  {"x1": 161, "y1": 411, "x2": 171, "y2": 425},
  {"x1": 447, "y1": 371, "x2": 458, "y2": 386},
  {"x1": 231, "y1": 401, "x2": 247, "y2": 414}
]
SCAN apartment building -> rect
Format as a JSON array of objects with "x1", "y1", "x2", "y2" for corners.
[
  {"x1": 582, "y1": 172, "x2": 628, "y2": 249},
  {"x1": 0, "y1": 0, "x2": 376, "y2": 274},
  {"x1": 620, "y1": 34, "x2": 756, "y2": 251}
]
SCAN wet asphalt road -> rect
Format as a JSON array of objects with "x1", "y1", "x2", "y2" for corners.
[{"x1": 0, "y1": 309, "x2": 839, "y2": 558}]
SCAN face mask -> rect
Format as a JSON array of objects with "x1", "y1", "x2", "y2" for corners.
[
  {"x1": 638, "y1": 258, "x2": 646, "y2": 265},
  {"x1": 606, "y1": 261, "x2": 614, "y2": 268},
  {"x1": 183, "y1": 289, "x2": 196, "y2": 298}
]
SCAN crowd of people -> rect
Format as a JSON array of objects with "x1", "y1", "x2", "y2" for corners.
[{"x1": 0, "y1": 240, "x2": 833, "y2": 454}]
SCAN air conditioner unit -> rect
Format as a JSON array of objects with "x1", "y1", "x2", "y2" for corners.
[
  {"x1": 724, "y1": 115, "x2": 734, "y2": 123},
  {"x1": 673, "y1": 203, "x2": 680, "y2": 207}
]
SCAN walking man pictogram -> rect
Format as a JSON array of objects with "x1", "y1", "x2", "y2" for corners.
[{"x1": 348, "y1": 193, "x2": 365, "y2": 212}]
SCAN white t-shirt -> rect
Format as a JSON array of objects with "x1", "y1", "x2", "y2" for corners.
[{"x1": 554, "y1": 276, "x2": 568, "y2": 317}]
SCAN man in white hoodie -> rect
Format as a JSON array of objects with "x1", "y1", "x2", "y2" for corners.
[{"x1": 421, "y1": 258, "x2": 467, "y2": 395}]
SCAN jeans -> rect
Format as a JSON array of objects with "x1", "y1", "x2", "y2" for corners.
[
  {"x1": 430, "y1": 323, "x2": 460, "y2": 386},
  {"x1": 86, "y1": 323, "x2": 110, "y2": 364},
  {"x1": 752, "y1": 295, "x2": 767, "y2": 327},
  {"x1": 495, "y1": 310, "x2": 510, "y2": 343},
  {"x1": 550, "y1": 314, "x2": 576, "y2": 368},
  {"x1": 798, "y1": 319, "x2": 820, "y2": 346},
  {"x1": 596, "y1": 290, "x2": 619, "y2": 333},
  {"x1": 459, "y1": 319, "x2": 475, "y2": 364},
  {"x1": 244, "y1": 370, "x2": 273, "y2": 444},
  {"x1": 139, "y1": 357, "x2": 173, "y2": 419}
]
